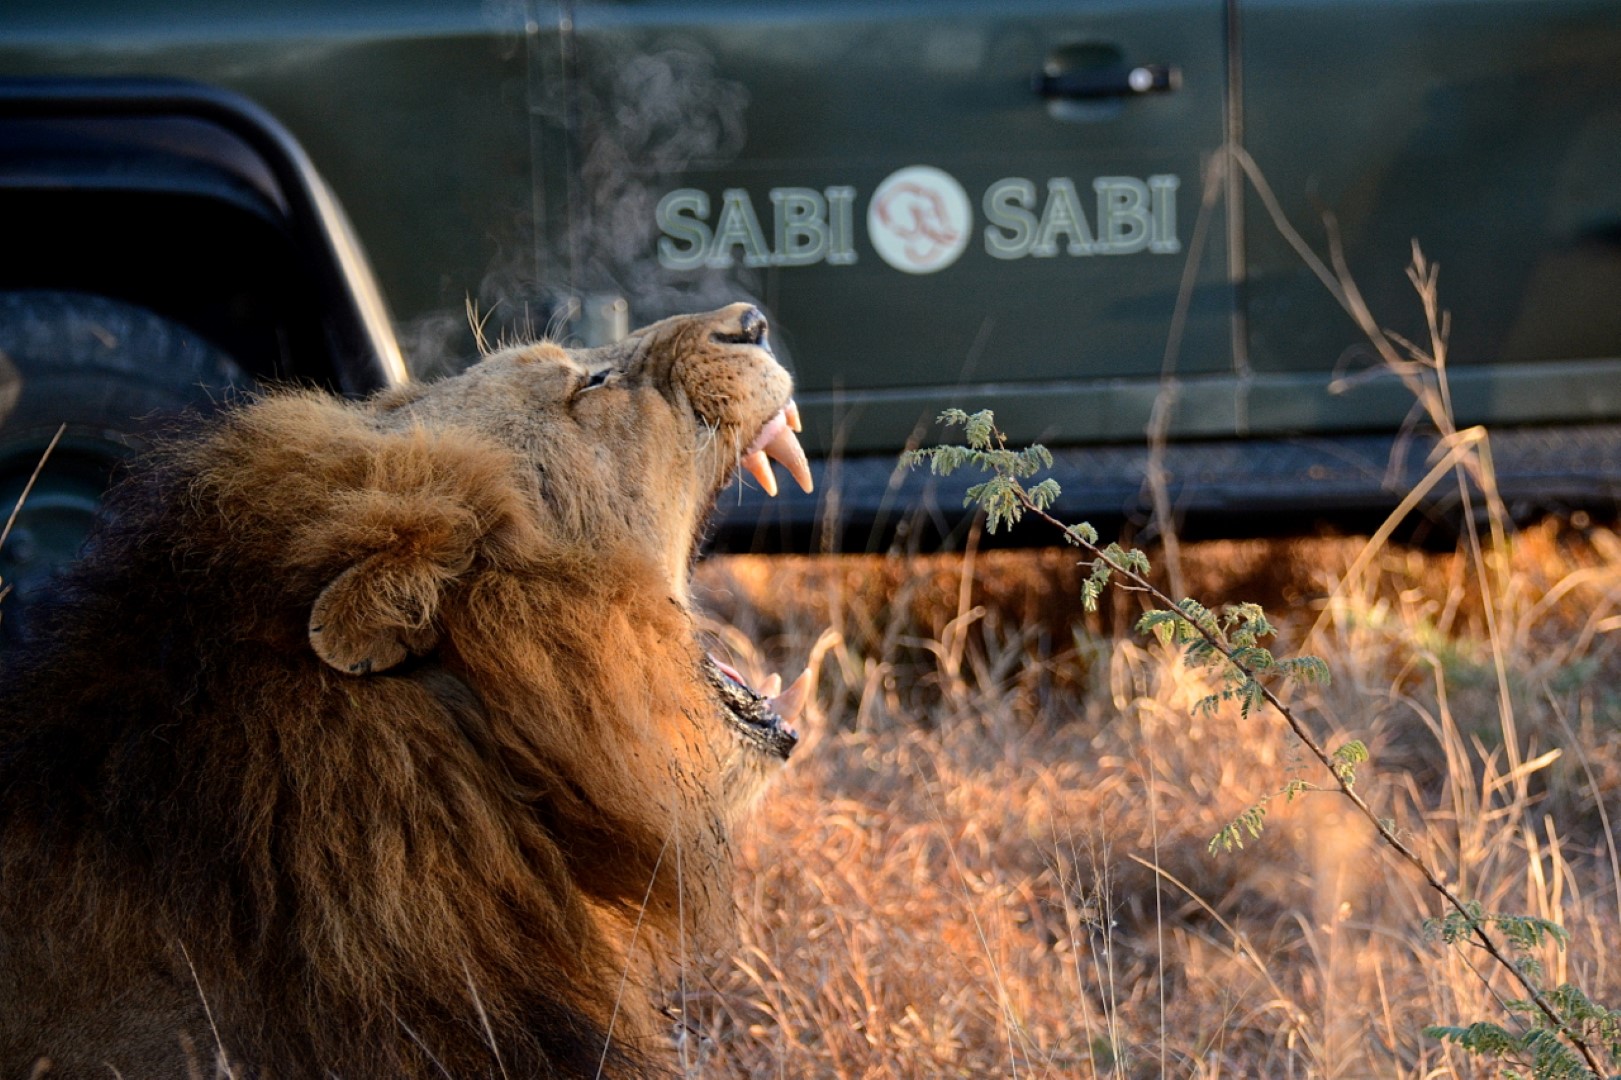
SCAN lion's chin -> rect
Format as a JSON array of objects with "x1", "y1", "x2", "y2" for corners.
[{"x1": 704, "y1": 655, "x2": 803, "y2": 761}]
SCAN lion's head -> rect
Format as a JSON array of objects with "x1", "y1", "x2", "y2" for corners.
[{"x1": 0, "y1": 304, "x2": 812, "y2": 1078}]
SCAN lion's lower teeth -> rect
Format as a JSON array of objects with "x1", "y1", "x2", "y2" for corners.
[{"x1": 766, "y1": 669, "x2": 812, "y2": 725}]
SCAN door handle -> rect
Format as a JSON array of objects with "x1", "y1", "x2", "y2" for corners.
[{"x1": 1032, "y1": 63, "x2": 1180, "y2": 100}]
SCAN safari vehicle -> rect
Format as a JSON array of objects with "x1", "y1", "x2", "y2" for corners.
[{"x1": 2, "y1": 0, "x2": 1620, "y2": 610}]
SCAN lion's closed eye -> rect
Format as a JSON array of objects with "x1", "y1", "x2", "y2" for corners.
[{"x1": 575, "y1": 369, "x2": 612, "y2": 396}]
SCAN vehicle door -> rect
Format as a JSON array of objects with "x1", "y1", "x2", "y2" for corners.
[
  {"x1": 1240, "y1": 0, "x2": 1621, "y2": 436},
  {"x1": 546, "y1": 0, "x2": 1234, "y2": 455}
]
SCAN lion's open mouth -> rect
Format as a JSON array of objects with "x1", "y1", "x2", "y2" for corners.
[{"x1": 695, "y1": 383, "x2": 813, "y2": 760}]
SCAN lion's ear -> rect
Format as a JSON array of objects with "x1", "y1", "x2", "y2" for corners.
[{"x1": 308, "y1": 553, "x2": 449, "y2": 676}]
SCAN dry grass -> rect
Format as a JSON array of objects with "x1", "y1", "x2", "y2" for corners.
[{"x1": 681, "y1": 518, "x2": 1621, "y2": 1078}]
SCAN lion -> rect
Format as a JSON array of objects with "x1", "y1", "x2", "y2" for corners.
[{"x1": 0, "y1": 303, "x2": 813, "y2": 1078}]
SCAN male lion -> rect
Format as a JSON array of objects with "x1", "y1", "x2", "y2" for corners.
[{"x1": 0, "y1": 304, "x2": 813, "y2": 1078}]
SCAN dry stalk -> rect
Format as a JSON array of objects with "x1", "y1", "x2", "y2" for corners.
[{"x1": 0, "y1": 423, "x2": 65, "y2": 554}]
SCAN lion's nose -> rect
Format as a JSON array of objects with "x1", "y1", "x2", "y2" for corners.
[{"x1": 713, "y1": 305, "x2": 769, "y2": 347}]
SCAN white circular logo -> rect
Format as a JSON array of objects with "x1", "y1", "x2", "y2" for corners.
[{"x1": 867, "y1": 165, "x2": 972, "y2": 274}]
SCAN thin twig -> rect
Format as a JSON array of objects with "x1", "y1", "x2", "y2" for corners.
[{"x1": 0, "y1": 423, "x2": 66, "y2": 553}]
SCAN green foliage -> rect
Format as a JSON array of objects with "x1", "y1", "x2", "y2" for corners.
[
  {"x1": 1424, "y1": 903, "x2": 1570, "y2": 952},
  {"x1": 1138, "y1": 598, "x2": 1330, "y2": 722},
  {"x1": 1208, "y1": 738, "x2": 1371, "y2": 854},
  {"x1": 1422, "y1": 907, "x2": 1619, "y2": 1078},
  {"x1": 1424, "y1": 1020, "x2": 1594, "y2": 1080},
  {"x1": 1209, "y1": 778, "x2": 1313, "y2": 854},
  {"x1": 901, "y1": 410, "x2": 1055, "y2": 534},
  {"x1": 1538, "y1": 985, "x2": 1621, "y2": 1063},
  {"x1": 1426, "y1": 991, "x2": 1621, "y2": 1080},
  {"x1": 1080, "y1": 543, "x2": 1147, "y2": 612},
  {"x1": 1208, "y1": 741, "x2": 1367, "y2": 855},
  {"x1": 1329, "y1": 740, "x2": 1369, "y2": 786}
]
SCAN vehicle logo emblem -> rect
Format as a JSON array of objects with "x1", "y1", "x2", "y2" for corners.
[{"x1": 867, "y1": 166, "x2": 973, "y2": 274}]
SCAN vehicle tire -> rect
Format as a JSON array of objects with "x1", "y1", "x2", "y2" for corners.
[{"x1": 0, "y1": 291, "x2": 253, "y2": 644}]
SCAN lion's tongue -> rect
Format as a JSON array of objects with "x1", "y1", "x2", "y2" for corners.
[{"x1": 742, "y1": 403, "x2": 813, "y2": 497}]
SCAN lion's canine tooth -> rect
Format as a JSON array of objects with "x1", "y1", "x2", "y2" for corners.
[
  {"x1": 764, "y1": 424, "x2": 814, "y2": 494},
  {"x1": 743, "y1": 448, "x2": 778, "y2": 496},
  {"x1": 767, "y1": 669, "x2": 812, "y2": 725},
  {"x1": 785, "y1": 399, "x2": 802, "y2": 433}
]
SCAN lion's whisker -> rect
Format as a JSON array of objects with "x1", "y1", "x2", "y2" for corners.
[
  {"x1": 695, "y1": 416, "x2": 720, "y2": 455},
  {"x1": 542, "y1": 302, "x2": 572, "y2": 343},
  {"x1": 465, "y1": 296, "x2": 497, "y2": 357}
]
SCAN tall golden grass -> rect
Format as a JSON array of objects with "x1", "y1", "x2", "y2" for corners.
[{"x1": 683, "y1": 519, "x2": 1621, "y2": 1077}]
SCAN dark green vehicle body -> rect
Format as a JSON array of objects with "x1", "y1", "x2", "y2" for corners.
[{"x1": 2, "y1": 0, "x2": 1619, "y2": 569}]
